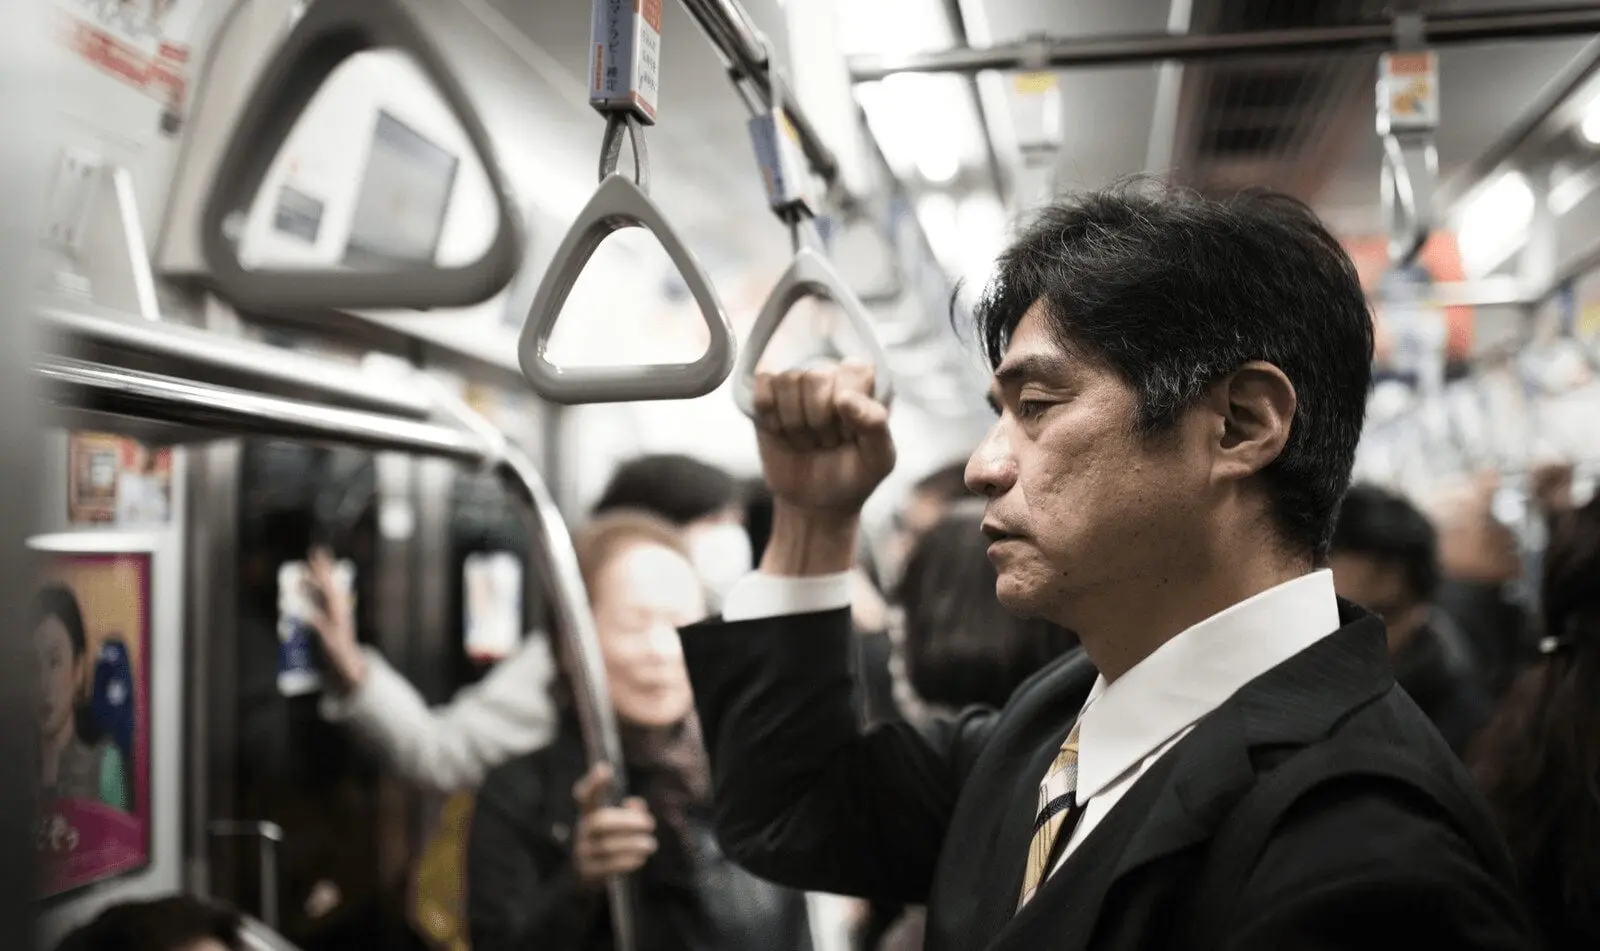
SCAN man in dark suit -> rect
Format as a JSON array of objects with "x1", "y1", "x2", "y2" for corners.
[{"x1": 677, "y1": 183, "x2": 1530, "y2": 950}]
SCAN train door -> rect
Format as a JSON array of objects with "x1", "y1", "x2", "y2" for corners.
[{"x1": 204, "y1": 437, "x2": 425, "y2": 950}]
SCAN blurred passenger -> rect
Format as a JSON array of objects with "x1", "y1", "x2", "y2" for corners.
[
  {"x1": 878, "y1": 462, "x2": 969, "y2": 590},
  {"x1": 868, "y1": 500, "x2": 1081, "y2": 951},
  {"x1": 309, "y1": 452, "x2": 746, "y2": 793},
  {"x1": 54, "y1": 895, "x2": 243, "y2": 951},
  {"x1": 1427, "y1": 474, "x2": 1535, "y2": 701},
  {"x1": 592, "y1": 454, "x2": 750, "y2": 609},
  {"x1": 893, "y1": 499, "x2": 1081, "y2": 723},
  {"x1": 1330, "y1": 485, "x2": 1492, "y2": 758},
  {"x1": 741, "y1": 477, "x2": 775, "y2": 566},
  {"x1": 468, "y1": 511, "x2": 812, "y2": 951},
  {"x1": 1471, "y1": 492, "x2": 1600, "y2": 950}
]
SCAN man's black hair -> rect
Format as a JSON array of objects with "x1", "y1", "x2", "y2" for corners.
[
  {"x1": 591, "y1": 453, "x2": 740, "y2": 527},
  {"x1": 54, "y1": 895, "x2": 244, "y2": 951},
  {"x1": 1331, "y1": 484, "x2": 1441, "y2": 603},
  {"x1": 965, "y1": 178, "x2": 1374, "y2": 558}
]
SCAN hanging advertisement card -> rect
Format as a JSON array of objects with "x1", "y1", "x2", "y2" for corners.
[
  {"x1": 67, "y1": 432, "x2": 173, "y2": 527},
  {"x1": 30, "y1": 545, "x2": 153, "y2": 900},
  {"x1": 464, "y1": 552, "x2": 522, "y2": 664},
  {"x1": 276, "y1": 559, "x2": 355, "y2": 697}
]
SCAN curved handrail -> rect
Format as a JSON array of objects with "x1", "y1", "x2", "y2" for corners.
[
  {"x1": 1376, "y1": 15, "x2": 1437, "y2": 269},
  {"x1": 731, "y1": 42, "x2": 894, "y2": 418},
  {"x1": 732, "y1": 220, "x2": 895, "y2": 417},
  {"x1": 1381, "y1": 132, "x2": 1437, "y2": 268},
  {"x1": 199, "y1": 0, "x2": 525, "y2": 312},
  {"x1": 518, "y1": 115, "x2": 737, "y2": 404}
]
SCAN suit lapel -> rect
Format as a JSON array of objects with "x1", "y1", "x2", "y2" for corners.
[
  {"x1": 943, "y1": 651, "x2": 1097, "y2": 948},
  {"x1": 989, "y1": 749, "x2": 1187, "y2": 951},
  {"x1": 969, "y1": 607, "x2": 1394, "y2": 950}
]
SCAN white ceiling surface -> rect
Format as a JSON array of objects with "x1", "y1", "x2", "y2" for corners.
[{"x1": 973, "y1": 0, "x2": 1598, "y2": 238}]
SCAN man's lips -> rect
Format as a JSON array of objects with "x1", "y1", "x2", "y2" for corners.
[{"x1": 981, "y1": 521, "x2": 1024, "y2": 543}]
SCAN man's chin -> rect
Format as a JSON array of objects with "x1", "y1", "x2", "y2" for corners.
[{"x1": 994, "y1": 576, "x2": 1047, "y2": 620}]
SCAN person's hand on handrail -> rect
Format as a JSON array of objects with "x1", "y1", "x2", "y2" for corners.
[
  {"x1": 749, "y1": 361, "x2": 896, "y2": 577},
  {"x1": 305, "y1": 546, "x2": 367, "y2": 691},
  {"x1": 572, "y1": 763, "x2": 657, "y2": 891}
]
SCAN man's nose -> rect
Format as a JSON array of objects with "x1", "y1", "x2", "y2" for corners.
[{"x1": 965, "y1": 421, "x2": 1018, "y2": 499}]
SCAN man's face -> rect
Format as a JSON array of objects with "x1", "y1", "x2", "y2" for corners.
[
  {"x1": 1329, "y1": 552, "x2": 1429, "y2": 653},
  {"x1": 966, "y1": 303, "x2": 1213, "y2": 627}
]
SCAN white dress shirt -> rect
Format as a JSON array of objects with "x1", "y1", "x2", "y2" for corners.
[{"x1": 719, "y1": 568, "x2": 1342, "y2": 877}]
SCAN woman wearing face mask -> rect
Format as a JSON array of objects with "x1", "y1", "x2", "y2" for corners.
[
  {"x1": 309, "y1": 453, "x2": 751, "y2": 794},
  {"x1": 591, "y1": 454, "x2": 752, "y2": 609},
  {"x1": 468, "y1": 510, "x2": 813, "y2": 951},
  {"x1": 35, "y1": 584, "x2": 127, "y2": 811}
]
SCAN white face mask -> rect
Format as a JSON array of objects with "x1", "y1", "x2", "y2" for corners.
[{"x1": 687, "y1": 524, "x2": 753, "y2": 602}]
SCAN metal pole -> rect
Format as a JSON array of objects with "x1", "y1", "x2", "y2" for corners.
[
  {"x1": 37, "y1": 349, "x2": 644, "y2": 949},
  {"x1": 675, "y1": 0, "x2": 843, "y2": 186},
  {"x1": 36, "y1": 356, "x2": 488, "y2": 462},
  {"x1": 847, "y1": 6, "x2": 1600, "y2": 80}
]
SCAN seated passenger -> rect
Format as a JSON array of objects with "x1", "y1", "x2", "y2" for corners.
[
  {"x1": 309, "y1": 453, "x2": 748, "y2": 793},
  {"x1": 53, "y1": 894, "x2": 243, "y2": 951},
  {"x1": 467, "y1": 511, "x2": 811, "y2": 951},
  {"x1": 1471, "y1": 492, "x2": 1600, "y2": 950},
  {"x1": 1329, "y1": 484, "x2": 1492, "y2": 758}
]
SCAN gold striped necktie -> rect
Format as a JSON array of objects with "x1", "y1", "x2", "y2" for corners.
[{"x1": 1017, "y1": 721, "x2": 1082, "y2": 910}]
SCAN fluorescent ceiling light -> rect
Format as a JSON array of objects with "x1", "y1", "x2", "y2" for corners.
[
  {"x1": 836, "y1": 0, "x2": 954, "y2": 56},
  {"x1": 915, "y1": 192, "x2": 961, "y2": 271},
  {"x1": 917, "y1": 149, "x2": 960, "y2": 184},
  {"x1": 956, "y1": 192, "x2": 1007, "y2": 286},
  {"x1": 1583, "y1": 94, "x2": 1600, "y2": 145},
  {"x1": 1456, "y1": 170, "x2": 1535, "y2": 278},
  {"x1": 857, "y1": 73, "x2": 980, "y2": 183}
]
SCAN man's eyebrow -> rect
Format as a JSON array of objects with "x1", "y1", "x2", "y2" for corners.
[{"x1": 992, "y1": 353, "x2": 1070, "y2": 388}]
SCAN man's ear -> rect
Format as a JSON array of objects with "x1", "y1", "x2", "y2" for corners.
[{"x1": 1204, "y1": 361, "x2": 1297, "y2": 484}]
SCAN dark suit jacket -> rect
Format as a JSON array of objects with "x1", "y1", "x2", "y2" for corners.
[{"x1": 679, "y1": 602, "x2": 1531, "y2": 951}]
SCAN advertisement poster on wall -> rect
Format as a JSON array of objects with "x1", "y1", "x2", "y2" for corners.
[
  {"x1": 54, "y1": 0, "x2": 203, "y2": 110},
  {"x1": 31, "y1": 545, "x2": 153, "y2": 901},
  {"x1": 68, "y1": 432, "x2": 173, "y2": 527}
]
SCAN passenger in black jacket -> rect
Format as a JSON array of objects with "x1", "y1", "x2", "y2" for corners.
[
  {"x1": 468, "y1": 511, "x2": 811, "y2": 951},
  {"x1": 678, "y1": 184, "x2": 1530, "y2": 951},
  {"x1": 1328, "y1": 484, "x2": 1493, "y2": 758}
]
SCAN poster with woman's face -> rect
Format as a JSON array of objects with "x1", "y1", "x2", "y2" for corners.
[{"x1": 32, "y1": 549, "x2": 151, "y2": 900}]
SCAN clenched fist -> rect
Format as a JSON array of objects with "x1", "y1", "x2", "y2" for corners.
[{"x1": 750, "y1": 360, "x2": 896, "y2": 519}]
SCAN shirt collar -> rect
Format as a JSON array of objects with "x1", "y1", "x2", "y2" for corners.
[{"x1": 1073, "y1": 570, "x2": 1341, "y2": 801}]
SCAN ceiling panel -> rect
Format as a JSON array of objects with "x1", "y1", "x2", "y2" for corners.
[{"x1": 970, "y1": 0, "x2": 1600, "y2": 241}]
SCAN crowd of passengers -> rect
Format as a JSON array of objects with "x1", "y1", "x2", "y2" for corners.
[
  {"x1": 49, "y1": 185, "x2": 1600, "y2": 951},
  {"x1": 56, "y1": 450, "x2": 1600, "y2": 951}
]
